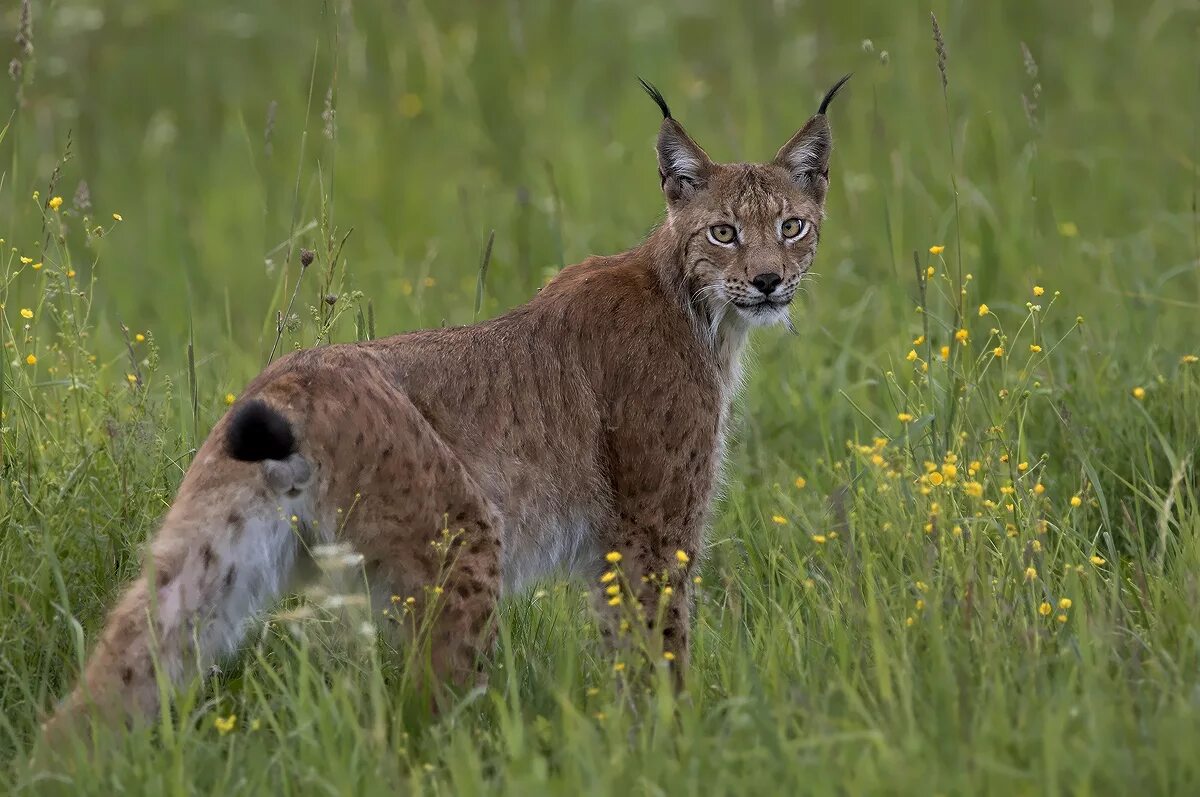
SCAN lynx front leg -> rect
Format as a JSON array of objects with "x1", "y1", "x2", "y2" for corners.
[
  {"x1": 594, "y1": 524, "x2": 698, "y2": 675},
  {"x1": 595, "y1": 370, "x2": 718, "y2": 678}
]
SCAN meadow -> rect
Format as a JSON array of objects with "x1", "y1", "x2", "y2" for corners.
[{"x1": 3, "y1": 0, "x2": 1200, "y2": 793}]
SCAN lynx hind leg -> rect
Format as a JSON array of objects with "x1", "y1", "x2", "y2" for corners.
[
  {"x1": 367, "y1": 495, "x2": 502, "y2": 693},
  {"x1": 345, "y1": 406, "x2": 502, "y2": 692},
  {"x1": 43, "y1": 436, "x2": 317, "y2": 746}
]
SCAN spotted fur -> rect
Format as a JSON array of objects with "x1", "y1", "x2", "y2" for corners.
[{"x1": 43, "y1": 76, "x2": 847, "y2": 742}]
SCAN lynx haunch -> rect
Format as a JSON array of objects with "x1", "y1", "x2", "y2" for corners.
[{"x1": 45, "y1": 75, "x2": 849, "y2": 739}]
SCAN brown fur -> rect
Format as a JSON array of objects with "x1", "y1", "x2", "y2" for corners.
[{"x1": 43, "y1": 77, "x2": 847, "y2": 743}]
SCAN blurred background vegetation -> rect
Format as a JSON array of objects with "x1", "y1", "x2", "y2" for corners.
[
  {"x1": 6, "y1": 0, "x2": 1195, "y2": 412},
  {"x1": 3, "y1": 0, "x2": 1200, "y2": 792}
]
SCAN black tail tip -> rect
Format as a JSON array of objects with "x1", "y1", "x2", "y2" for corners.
[
  {"x1": 818, "y1": 73, "x2": 852, "y2": 116},
  {"x1": 225, "y1": 398, "x2": 297, "y2": 462}
]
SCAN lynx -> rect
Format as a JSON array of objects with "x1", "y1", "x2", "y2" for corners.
[{"x1": 44, "y1": 75, "x2": 849, "y2": 740}]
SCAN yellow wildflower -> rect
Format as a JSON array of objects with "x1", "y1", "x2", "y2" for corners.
[
  {"x1": 1058, "y1": 598, "x2": 1072, "y2": 610},
  {"x1": 66, "y1": 269, "x2": 75, "y2": 278},
  {"x1": 1025, "y1": 566, "x2": 1038, "y2": 581},
  {"x1": 605, "y1": 551, "x2": 622, "y2": 564},
  {"x1": 771, "y1": 514, "x2": 787, "y2": 525},
  {"x1": 19, "y1": 256, "x2": 32, "y2": 264},
  {"x1": 1090, "y1": 555, "x2": 1106, "y2": 566},
  {"x1": 214, "y1": 714, "x2": 237, "y2": 735},
  {"x1": 913, "y1": 335, "x2": 925, "y2": 346},
  {"x1": 135, "y1": 333, "x2": 146, "y2": 342},
  {"x1": 1058, "y1": 221, "x2": 1078, "y2": 237},
  {"x1": 925, "y1": 265, "x2": 935, "y2": 278},
  {"x1": 929, "y1": 245, "x2": 945, "y2": 255},
  {"x1": 954, "y1": 328, "x2": 969, "y2": 344},
  {"x1": 1033, "y1": 285, "x2": 1045, "y2": 296},
  {"x1": 1017, "y1": 462, "x2": 1028, "y2": 472},
  {"x1": 905, "y1": 349, "x2": 918, "y2": 362},
  {"x1": 941, "y1": 463, "x2": 957, "y2": 481},
  {"x1": 927, "y1": 471, "x2": 944, "y2": 486},
  {"x1": 675, "y1": 549, "x2": 690, "y2": 565},
  {"x1": 605, "y1": 584, "x2": 620, "y2": 596},
  {"x1": 939, "y1": 345, "x2": 950, "y2": 360},
  {"x1": 20, "y1": 308, "x2": 33, "y2": 319},
  {"x1": 112, "y1": 212, "x2": 123, "y2": 221},
  {"x1": 1070, "y1": 495, "x2": 1083, "y2": 508},
  {"x1": 1182, "y1": 354, "x2": 1198, "y2": 364},
  {"x1": 1029, "y1": 344, "x2": 1042, "y2": 353},
  {"x1": 964, "y1": 481, "x2": 983, "y2": 498},
  {"x1": 905, "y1": 616, "x2": 915, "y2": 627},
  {"x1": 32, "y1": 262, "x2": 42, "y2": 270},
  {"x1": 225, "y1": 392, "x2": 236, "y2": 405},
  {"x1": 600, "y1": 571, "x2": 616, "y2": 583},
  {"x1": 897, "y1": 412, "x2": 914, "y2": 423},
  {"x1": 978, "y1": 303, "x2": 989, "y2": 316},
  {"x1": 993, "y1": 346, "x2": 1004, "y2": 358},
  {"x1": 400, "y1": 93, "x2": 424, "y2": 118},
  {"x1": 25, "y1": 354, "x2": 37, "y2": 366},
  {"x1": 663, "y1": 651, "x2": 676, "y2": 662},
  {"x1": 1038, "y1": 602, "x2": 1052, "y2": 616},
  {"x1": 1033, "y1": 483, "x2": 1045, "y2": 495},
  {"x1": 1132, "y1": 386, "x2": 1146, "y2": 400},
  {"x1": 1056, "y1": 613, "x2": 1068, "y2": 624},
  {"x1": 794, "y1": 476, "x2": 807, "y2": 489},
  {"x1": 607, "y1": 594, "x2": 622, "y2": 606},
  {"x1": 48, "y1": 196, "x2": 63, "y2": 211},
  {"x1": 613, "y1": 661, "x2": 625, "y2": 672},
  {"x1": 811, "y1": 534, "x2": 827, "y2": 545},
  {"x1": 126, "y1": 373, "x2": 138, "y2": 383}
]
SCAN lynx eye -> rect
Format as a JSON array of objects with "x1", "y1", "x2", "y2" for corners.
[
  {"x1": 781, "y1": 217, "x2": 808, "y2": 241},
  {"x1": 708, "y1": 224, "x2": 737, "y2": 245}
]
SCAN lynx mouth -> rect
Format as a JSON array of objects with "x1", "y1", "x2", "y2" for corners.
[
  {"x1": 731, "y1": 298, "x2": 791, "y2": 326},
  {"x1": 732, "y1": 296, "x2": 792, "y2": 311}
]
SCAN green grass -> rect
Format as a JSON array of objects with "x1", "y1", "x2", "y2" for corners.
[{"x1": 3, "y1": 0, "x2": 1200, "y2": 793}]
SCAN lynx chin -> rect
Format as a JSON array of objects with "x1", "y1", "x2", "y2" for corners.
[{"x1": 44, "y1": 74, "x2": 850, "y2": 742}]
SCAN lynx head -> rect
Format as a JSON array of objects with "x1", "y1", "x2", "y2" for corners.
[{"x1": 642, "y1": 75, "x2": 849, "y2": 329}]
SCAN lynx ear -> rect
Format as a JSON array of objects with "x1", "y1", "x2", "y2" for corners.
[
  {"x1": 640, "y1": 78, "x2": 712, "y2": 206},
  {"x1": 774, "y1": 74, "x2": 851, "y2": 202}
]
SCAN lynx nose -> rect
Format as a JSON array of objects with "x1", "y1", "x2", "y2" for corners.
[{"x1": 751, "y1": 272, "x2": 782, "y2": 296}]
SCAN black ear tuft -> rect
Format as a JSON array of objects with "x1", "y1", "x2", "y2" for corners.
[
  {"x1": 225, "y1": 398, "x2": 297, "y2": 462},
  {"x1": 818, "y1": 73, "x2": 852, "y2": 116},
  {"x1": 638, "y1": 77, "x2": 672, "y2": 120}
]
